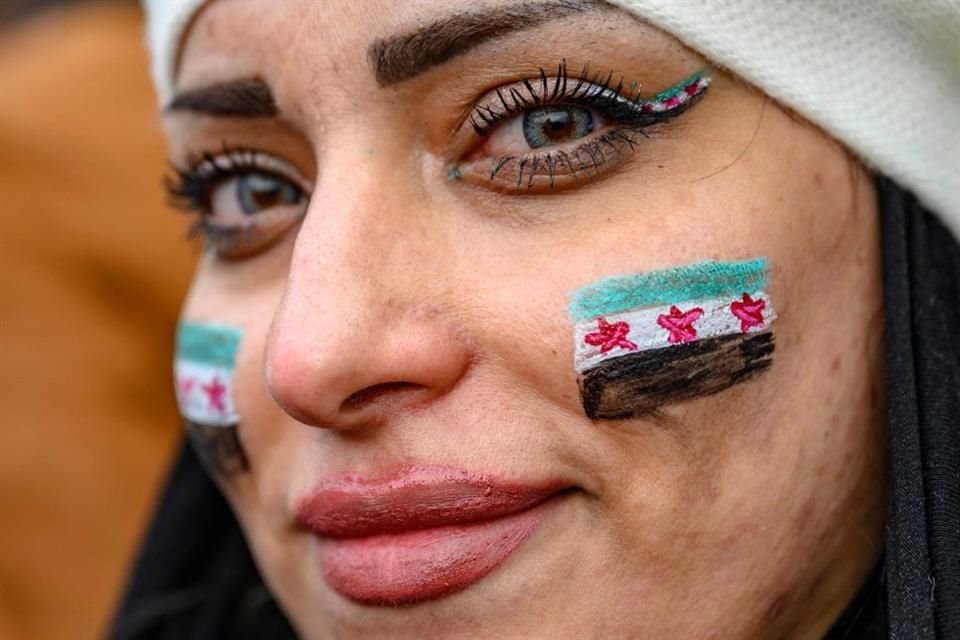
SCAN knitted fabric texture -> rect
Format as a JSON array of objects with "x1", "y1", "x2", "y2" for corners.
[
  {"x1": 144, "y1": 0, "x2": 204, "y2": 108},
  {"x1": 142, "y1": 0, "x2": 960, "y2": 239}
]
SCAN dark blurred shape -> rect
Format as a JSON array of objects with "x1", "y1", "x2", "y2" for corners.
[{"x1": 0, "y1": 1, "x2": 195, "y2": 638}]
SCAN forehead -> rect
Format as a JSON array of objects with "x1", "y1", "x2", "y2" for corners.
[{"x1": 173, "y1": 0, "x2": 634, "y2": 104}]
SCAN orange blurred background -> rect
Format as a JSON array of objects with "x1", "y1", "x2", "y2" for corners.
[{"x1": 0, "y1": 1, "x2": 195, "y2": 637}]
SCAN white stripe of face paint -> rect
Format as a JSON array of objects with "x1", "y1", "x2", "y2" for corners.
[
  {"x1": 573, "y1": 292, "x2": 776, "y2": 373},
  {"x1": 175, "y1": 360, "x2": 241, "y2": 426}
]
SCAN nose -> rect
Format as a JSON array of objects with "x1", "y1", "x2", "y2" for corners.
[{"x1": 264, "y1": 163, "x2": 472, "y2": 430}]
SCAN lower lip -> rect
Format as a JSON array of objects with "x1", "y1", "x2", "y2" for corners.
[{"x1": 317, "y1": 501, "x2": 550, "y2": 606}]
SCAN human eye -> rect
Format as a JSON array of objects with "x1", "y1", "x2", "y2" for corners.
[
  {"x1": 166, "y1": 147, "x2": 312, "y2": 259},
  {"x1": 457, "y1": 63, "x2": 709, "y2": 192}
]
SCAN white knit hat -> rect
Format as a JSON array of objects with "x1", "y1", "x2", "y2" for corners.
[{"x1": 143, "y1": 0, "x2": 960, "y2": 238}]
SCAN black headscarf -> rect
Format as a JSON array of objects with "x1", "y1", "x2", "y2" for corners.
[
  {"x1": 879, "y1": 176, "x2": 960, "y2": 638},
  {"x1": 109, "y1": 175, "x2": 960, "y2": 639}
]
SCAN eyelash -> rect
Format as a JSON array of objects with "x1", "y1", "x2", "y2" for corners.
[
  {"x1": 166, "y1": 146, "x2": 282, "y2": 215},
  {"x1": 466, "y1": 62, "x2": 708, "y2": 188}
]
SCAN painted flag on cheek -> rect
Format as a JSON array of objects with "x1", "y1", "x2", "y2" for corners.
[
  {"x1": 570, "y1": 259, "x2": 777, "y2": 419},
  {"x1": 174, "y1": 322, "x2": 243, "y2": 427}
]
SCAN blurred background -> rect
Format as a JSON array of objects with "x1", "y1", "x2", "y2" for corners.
[{"x1": 0, "y1": 0, "x2": 196, "y2": 637}]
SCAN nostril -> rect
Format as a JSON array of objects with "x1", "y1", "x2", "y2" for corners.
[{"x1": 340, "y1": 381, "x2": 428, "y2": 413}]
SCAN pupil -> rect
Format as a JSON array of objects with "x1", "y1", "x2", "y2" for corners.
[{"x1": 543, "y1": 112, "x2": 571, "y2": 137}]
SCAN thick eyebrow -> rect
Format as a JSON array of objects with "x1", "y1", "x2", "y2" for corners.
[
  {"x1": 369, "y1": 0, "x2": 597, "y2": 87},
  {"x1": 165, "y1": 79, "x2": 277, "y2": 117}
]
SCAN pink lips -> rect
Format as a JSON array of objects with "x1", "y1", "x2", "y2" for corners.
[{"x1": 294, "y1": 466, "x2": 566, "y2": 606}]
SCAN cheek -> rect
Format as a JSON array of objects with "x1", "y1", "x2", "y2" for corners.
[
  {"x1": 177, "y1": 253, "x2": 292, "y2": 486},
  {"x1": 590, "y1": 329, "x2": 882, "y2": 634},
  {"x1": 230, "y1": 326, "x2": 286, "y2": 466},
  {"x1": 528, "y1": 108, "x2": 883, "y2": 630}
]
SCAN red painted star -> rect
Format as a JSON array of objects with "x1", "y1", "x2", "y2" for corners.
[
  {"x1": 202, "y1": 375, "x2": 228, "y2": 414},
  {"x1": 177, "y1": 377, "x2": 195, "y2": 397},
  {"x1": 730, "y1": 293, "x2": 766, "y2": 332},
  {"x1": 584, "y1": 317, "x2": 638, "y2": 354},
  {"x1": 657, "y1": 305, "x2": 704, "y2": 343}
]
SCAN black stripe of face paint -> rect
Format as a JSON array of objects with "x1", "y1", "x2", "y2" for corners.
[
  {"x1": 579, "y1": 331, "x2": 775, "y2": 419},
  {"x1": 184, "y1": 419, "x2": 250, "y2": 477}
]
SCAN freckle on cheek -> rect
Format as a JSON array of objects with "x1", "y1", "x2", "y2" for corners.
[{"x1": 765, "y1": 591, "x2": 790, "y2": 623}]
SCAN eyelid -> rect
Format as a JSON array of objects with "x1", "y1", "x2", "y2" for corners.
[
  {"x1": 191, "y1": 149, "x2": 314, "y2": 194},
  {"x1": 467, "y1": 66, "x2": 711, "y2": 136}
]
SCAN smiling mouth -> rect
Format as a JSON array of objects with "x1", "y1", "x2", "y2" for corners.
[{"x1": 293, "y1": 465, "x2": 572, "y2": 606}]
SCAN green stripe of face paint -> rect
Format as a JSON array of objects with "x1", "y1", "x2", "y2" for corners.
[
  {"x1": 569, "y1": 258, "x2": 769, "y2": 321},
  {"x1": 653, "y1": 70, "x2": 704, "y2": 101},
  {"x1": 176, "y1": 322, "x2": 244, "y2": 368}
]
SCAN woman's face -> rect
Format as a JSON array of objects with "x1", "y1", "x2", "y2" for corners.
[{"x1": 165, "y1": 0, "x2": 887, "y2": 637}]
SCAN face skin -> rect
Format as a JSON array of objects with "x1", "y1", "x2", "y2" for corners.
[{"x1": 163, "y1": 1, "x2": 887, "y2": 637}]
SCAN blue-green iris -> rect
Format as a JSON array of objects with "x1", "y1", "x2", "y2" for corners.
[{"x1": 522, "y1": 106, "x2": 595, "y2": 149}]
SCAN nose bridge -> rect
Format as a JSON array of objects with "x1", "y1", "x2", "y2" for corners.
[{"x1": 264, "y1": 148, "x2": 467, "y2": 429}]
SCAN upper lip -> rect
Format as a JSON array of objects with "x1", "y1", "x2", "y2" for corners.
[{"x1": 294, "y1": 465, "x2": 568, "y2": 538}]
